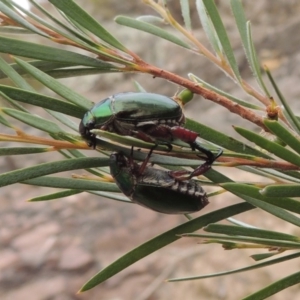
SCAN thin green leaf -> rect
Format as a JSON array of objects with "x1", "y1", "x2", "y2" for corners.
[
  {"x1": 243, "y1": 271, "x2": 300, "y2": 300},
  {"x1": 205, "y1": 167, "x2": 233, "y2": 184},
  {"x1": 222, "y1": 183, "x2": 300, "y2": 227},
  {"x1": 234, "y1": 126, "x2": 300, "y2": 166},
  {"x1": 0, "y1": 147, "x2": 49, "y2": 156},
  {"x1": 133, "y1": 80, "x2": 147, "y2": 92},
  {"x1": 0, "y1": 157, "x2": 109, "y2": 188},
  {"x1": 0, "y1": 86, "x2": 85, "y2": 118},
  {"x1": 48, "y1": 110, "x2": 79, "y2": 132},
  {"x1": 222, "y1": 183, "x2": 300, "y2": 214},
  {"x1": 226, "y1": 217, "x2": 257, "y2": 228},
  {"x1": 205, "y1": 224, "x2": 300, "y2": 242},
  {"x1": 251, "y1": 253, "x2": 281, "y2": 261},
  {"x1": 47, "y1": 67, "x2": 121, "y2": 79},
  {"x1": 261, "y1": 184, "x2": 300, "y2": 198},
  {"x1": 27, "y1": 1, "x2": 132, "y2": 66},
  {"x1": 264, "y1": 119, "x2": 300, "y2": 154},
  {"x1": 51, "y1": 132, "x2": 80, "y2": 145},
  {"x1": 27, "y1": 0, "x2": 98, "y2": 48},
  {"x1": 246, "y1": 21, "x2": 270, "y2": 96},
  {"x1": 182, "y1": 233, "x2": 300, "y2": 249},
  {"x1": 0, "y1": 113, "x2": 12, "y2": 127},
  {"x1": 0, "y1": 1, "x2": 48, "y2": 37},
  {"x1": 92, "y1": 131, "x2": 221, "y2": 168},
  {"x1": 0, "y1": 36, "x2": 117, "y2": 70},
  {"x1": 202, "y1": 0, "x2": 241, "y2": 82},
  {"x1": 92, "y1": 137, "x2": 147, "y2": 156},
  {"x1": 2, "y1": 108, "x2": 63, "y2": 134},
  {"x1": 277, "y1": 169, "x2": 300, "y2": 182},
  {"x1": 207, "y1": 167, "x2": 297, "y2": 224},
  {"x1": 180, "y1": 0, "x2": 191, "y2": 30},
  {"x1": 276, "y1": 170, "x2": 300, "y2": 183},
  {"x1": 230, "y1": 0, "x2": 250, "y2": 60},
  {"x1": 186, "y1": 119, "x2": 271, "y2": 158},
  {"x1": 90, "y1": 191, "x2": 131, "y2": 203},
  {"x1": 56, "y1": 6, "x2": 91, "y2": 35},
  {"x1": 0, "y1": 91, "x2": 29, "y2": 112},
  {"x1": 0, "y1": 56, "x2": 33, "y2": 91},
  {"x1": 0, "y1": 61, "x2": 75, "y2": 79},
  {"x1": 28, "y1": 189, "x2": 83, "y2": 202},
  {"x1": 92, "y1": 129, "x2": 163, "y2": 151},
  {"x1": 196, "y1": 0, "x2": 222, "y2": 55},
  {"x1": 265, "y1": 67, "x2": 300, "y2": 134},
  {"x1": 65, "y1": 149, "x2": 89, "y2": 159},
  {"x1": 49, "y1": 0, "x2": 128, "y2": 52},
  {"x1": 231, "y1": 0, "x2": 270, "y2": 95},
  {"x1": 168, "y1": 252, "x2": 300, "y2": 282},
  {"x1": 240, "y1": 166, "x2": 300, "y2": 185},
  {"x1": 80, "y1": 202, "x2": 254, "y2": 291},
  {"x1": 0, "y1": 26, "x2": 31, "y2": 34},
  {"x1": 24, "y1": 176, "x2": 118, "y2": 192},
  {"x1": 115, "y1": 16, "x2": 190, "y2": 49},
  {"x1": 136, "y1": 15, "x2": 165, "y2": 26},
  {"x1": 14, "y1": 58, "x2": 93, "y2": 110}
]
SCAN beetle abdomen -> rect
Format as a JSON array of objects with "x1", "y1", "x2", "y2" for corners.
[
  {"x1": 133, "y1": 167, "x2": 208, "y2": 214},
  {"x1": 133, "y1": 183, "x2": 208, "y2": 214},
  {"x1": 171, "y1": 179, "x2": 207, "y2": 200}
]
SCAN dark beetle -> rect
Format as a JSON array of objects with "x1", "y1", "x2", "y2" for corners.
[
  {"x1": 109, "y1": 149, "x2": 209, "y2": 214},
  {"x1": 79, "y1": 92, "x2": 222, "y2": 176}
]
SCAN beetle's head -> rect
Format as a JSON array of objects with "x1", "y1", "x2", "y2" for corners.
[
  {"x1": 110, "y1": 152, "x2": 128, "y2": 167},
  {"x1": 109, "y1": 151, "x2": 130, "y2": 177},
  {"x1": 79, "y1": 111, "x2": 97, "y2": 148}
]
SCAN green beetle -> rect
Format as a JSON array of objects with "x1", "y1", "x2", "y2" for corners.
[
  {"x1": 79, "y1": 92, "x2": 222, "y2": 177},
  {"x1": 80, "y1": 92, "x2": 184, "y2": 147},
  {"x1": 109, "y1": 149, "x2": 209, "y2": 214}
]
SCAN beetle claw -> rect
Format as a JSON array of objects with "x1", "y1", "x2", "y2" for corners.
[{"x1": 190, "y1": 141, "x2": 215, "y2": 162}]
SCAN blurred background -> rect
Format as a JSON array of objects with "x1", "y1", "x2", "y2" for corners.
[{"x1": 1, "y1": 1, "x2": 300, "y2": 299}]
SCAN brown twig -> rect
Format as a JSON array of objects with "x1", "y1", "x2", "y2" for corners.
[{"x1": 135, "y1": 62, "x2": 267, "y2": 130}]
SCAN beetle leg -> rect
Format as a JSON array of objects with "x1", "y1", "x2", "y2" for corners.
[
  {"x1": 170, "y1": 126, "x2": 199, "y2": 144},
  {"x1": 187, "y1": 148, "x2": 223, "y2": 179},
  {"x1": 129, "y1": 146, "x2": 134, "y2": 166},
  {"x1": 128, "y1": 145, "x2": 157, "y2": 175},
  {"x1": 170, "y1": 127, "x2": 209, "y2": 156},
  {"x1": 131, "y1": 129, "x2": 173, "y2": 151},
  {"x1": 90, "y1": 135, "x2": 97, "y2": 149},
  {"x1": 169, "y1": 148, "x2": 223, "y2": 181},
  {"x1": 170, "y1": 126, "x2": 215, "y2": 160},
  {"x1": 170, "y1": 126, "x2": 223, "y2": 163},
  {"x1": 189, "y1": 141, "x2": 216, "y2": 162},
  {"x1": 138, "y1": 149, "x2": 152, "y2": 174},
  {"x1": 168, "y1": 169, "x2": 191, "y2": 180},
  {"x1": 132, "y1": 130, "x2": 157, "y2": 144}
]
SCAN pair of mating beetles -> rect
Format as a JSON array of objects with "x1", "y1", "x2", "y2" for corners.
[{"x1": 80, "y1": 92, "x2": 222, "y2": 214}]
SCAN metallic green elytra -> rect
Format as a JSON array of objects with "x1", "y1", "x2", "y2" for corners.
[
  {"x1": 109, "y1": 151, "x2": 209, "y2": 214},
  {"x1": 79, "y1": 92, "x2": 184, "y2": 147}
]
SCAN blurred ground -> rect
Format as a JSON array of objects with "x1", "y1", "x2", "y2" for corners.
[{"x1": 1, "y1": 1, "x2": 300, "y2": 299}]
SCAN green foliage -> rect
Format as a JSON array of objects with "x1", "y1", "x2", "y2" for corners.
[{"x1": 0, "y1": 0, "x2": 300, "y2": 298}]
